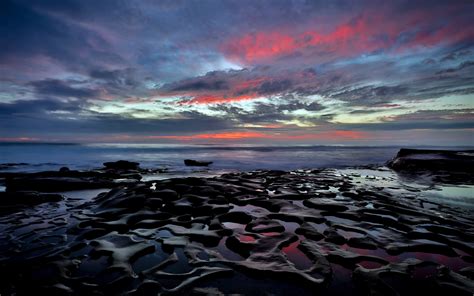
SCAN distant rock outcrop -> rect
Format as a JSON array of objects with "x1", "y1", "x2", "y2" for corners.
[
  {"x1": 184, "y1": 159, "x2": 213, "y2": 166},
  {"x1": 103, "y1": 160, "x2": 140, "y2": 170},
  {"x1": 387, "y1": 148, "x2": 474, "y2": 173}
]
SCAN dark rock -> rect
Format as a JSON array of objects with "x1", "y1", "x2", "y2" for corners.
[
  {"x1": 246, "y1": 219, "x2": 285, "y2": 234},
  {"x1": 323, "y1": 229, "x2": 347, "y2": 245},
  {"x1": 295, "y1": 223, "x2": 325, "y2": 241},
  {"x1": 0, "y1": 191, "x2": 63, "y2": 206},
  {"x1": 225, "y1": 235, "x2": 254, "y2": 257},
  {"x1": 347, "y1": 237, "x2": 378, "y2": 250},
  {"x1": 0, "y1": 166, "x2": 473, "y2": 294},
  {"x1": 59, "y1": 167, "x2": 70, "y2": 172},
  {"x1": 184, "y1": 159, "x2": 213, "y2": 166},
  {"x1": 6, "y1": 176, "x2": 116, "y2": 192},
  {"x1": 303, "y1": 198, "x2": 348, "y2": 212},
  {"x1": 103, "y1": 160, "x2": 140, "y2": 170},
  {"x1": 387, "y1": 148, "x2": 474, "y2": 173},
  {"x1": 218, "y1": 211, "x2": 253, "y2": 224}
]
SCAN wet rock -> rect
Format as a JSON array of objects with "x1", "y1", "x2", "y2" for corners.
[
  {"x1": 226, "y1": 235, "x2": 255, "y2": 257},
  {"x1": 353, "y1": 259, "x2": 474, "y2": 296},
  {"x1": 323, "y1": 229, "x2": 347, "y2": 245},
  {"x1": 5, "y1": 176, "x2": 117, "y2": 192},
  {"x1": 184, "y1": 159, "x2": 213, "y2": 166},
  {"x1": 388, "y1": 148, "x2": 474, "y2": 174},
  {"x1": 103, "y1": 160, "x2": 140, "y2": 170},
  {"x1": 192, "y1": 287, "x2": 225, "y2": 295},
  {"x1": 246, "y1": 219, "x2": 285, "y2": 234},
  {"x1": 59, "y1": 166, "x2": 70, "y2": 172},
  {"x1": 437, "y1": 267, "x2": 474, "y2": 295},
  {"x1": 295, "y1": 223, "x2": 325, "y2": 241},
  {"x1": 386, "y1": 241, "x2": 458, "y2": 256},
  {"x1": 218, "y1": 211, "x2": 253, "y2": 224},
  {"x1": 0, "y1": 167, "x2": 473, "y2": 295},
  {"x1": 303, "y1": 198, "x2": 349, "y2": 212},
  {"x1": 0, "y1": 191, "x2": 63, "y2": 206},
  {"x1": 347, "y1": 237, "x2": 378, "y2": 250}
]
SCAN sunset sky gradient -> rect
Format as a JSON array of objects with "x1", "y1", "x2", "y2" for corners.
[{"x1": 1, "y1": 0, "x2": 473, "y2": 145}]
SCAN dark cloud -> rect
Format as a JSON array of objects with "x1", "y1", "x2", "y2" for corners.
[
  {"x1": 0, "y1": 0, "x2": 124, "y2": 74},
  {"x1": 0, "y1": 98, "x2": 84, "y2": 115},
  {"x1": 0, "y1": 0, "x2": 473, "y2": 142},
  {"x1": 170, "y1": 80, "x2": 229, "y2": 91},
  {"x1": 436, "y1": 61, "x2": 474, "y2": 75},
  {"x1": 211, "y1": 100, "x2": 326, "y2": 126},
  {"x1": 257, "y1": 80, "x2": 292, "y2": 95},
  {"x1": 330, "y1": 85, "x2": 409, "y2": 106},
  {"x1": 0, "y1": 98, "x2": 233, "y2": 137},
  {"x1": 344, "y1": 120, "x2": 474, "y2": 131},
  {"x1": 89, "y1": 68, "x2": 136, "y2": 85},
  {"x1": 29, "y1": 79, "x2": 99, "y2": 99},
  {"x1": 440, "y1": 49, "x2": 471, "y2": 62}
]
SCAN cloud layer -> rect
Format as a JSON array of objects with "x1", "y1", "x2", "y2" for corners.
[{"x1": 0, "y1": 0, "x2": 473, "y2": 144}]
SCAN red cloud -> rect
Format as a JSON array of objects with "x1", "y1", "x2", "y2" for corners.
[
  {"x1": 132, "y1": 130, "x2": 368, "y2": 141},
  {"x1": 221, "y1": 13, "x2": 473, "y2": 64},
  {"x1": 181, "y1": 93, "x2": 259, "y2": 104},
  {"x1": 221, "y1": 18, "x2": 382, "y2": 64},
  {"x1": 145, "y1": 132, "x2": 269, "y2": 140}
]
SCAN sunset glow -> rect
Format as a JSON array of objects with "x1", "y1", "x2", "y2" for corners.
[{"x1": 0, "y1": 0, "x2": 472, "y2": 145}]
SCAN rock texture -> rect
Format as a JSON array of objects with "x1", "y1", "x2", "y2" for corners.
[
  {"x1": 0, "y1": 168, "x2": 472, "y2": 295},
  {"x1": 388, "y1": 149, "x2": 474, "y2": 174}
]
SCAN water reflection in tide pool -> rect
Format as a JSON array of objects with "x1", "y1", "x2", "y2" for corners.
[
  {"x1": 282, "y1": 240, "x2": 313, "y2": 270},
  {"x1": 57, "y1": 188, "x2": 110, "y2": 201},
  {"x1": 422, "y1": 185, "x2": 474, "y2": 209}
]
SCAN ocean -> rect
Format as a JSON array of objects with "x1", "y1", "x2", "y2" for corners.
[{"x1": 0, "y1": 143, "x2": 471, "y2": 176}]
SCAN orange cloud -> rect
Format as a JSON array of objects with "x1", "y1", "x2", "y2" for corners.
[
  {"x1": 145, "y1": 131, "x2": 269, "y2": 140},
  {"x1": 131, "y1": 130, "x2": 368, "y2": 141}
]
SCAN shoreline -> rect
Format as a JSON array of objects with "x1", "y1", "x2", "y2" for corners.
[{"x1": 0, "y1": 151, "x2": 473, "y2": 295}]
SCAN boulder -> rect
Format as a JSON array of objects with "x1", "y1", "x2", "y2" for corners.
[
  {"x1": 387, "y1": 148, "x2": 474, "y2": 173},
  {"x1": 103, "y1": 160, "x2": 140, "y2": 170},
  {"x1": 184, "y1": 159, "x2": 213, "y2": 167}
]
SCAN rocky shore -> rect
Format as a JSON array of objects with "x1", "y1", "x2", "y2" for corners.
[{"x1": 0, "y1": 152, "x2": 473, "y2": 295}]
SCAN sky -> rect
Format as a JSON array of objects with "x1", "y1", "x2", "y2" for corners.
[{"x1": 0, "y1": 0, "x2": 473, "y2": 145}]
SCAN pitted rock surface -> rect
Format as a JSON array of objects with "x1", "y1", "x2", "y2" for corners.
[{"x1": 0, "y1": 169, "x2": 473, "y2": 295}]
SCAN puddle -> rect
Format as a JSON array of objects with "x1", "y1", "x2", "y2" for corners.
[
  {"x1": 132, "y1": 242, "x2": 169, "y2": 273},
  {"x1": 421, "y1": 185, "x2": 474, "y2": 209},
  {"x1": 261, "y1": 232, "x2": 280, "y2": 236},
  {"x1": 357, "y1": 260, "x2": 385, "y2": 269},
  {"x1": 239, "y1": 234, "x2": 256, "y2": 242},
  {"x1": 276, "y1": 220, "x2": 300, "y2": 233},
  {"x1": 57, "y1": 188, "x2": 110, "y2": 201},
  {"x1": 282, "y1": 240, "x2": 313, "y2": 270},
  {"x1": 216, "y1": 237, "x2": 244, "y2": 261}
]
